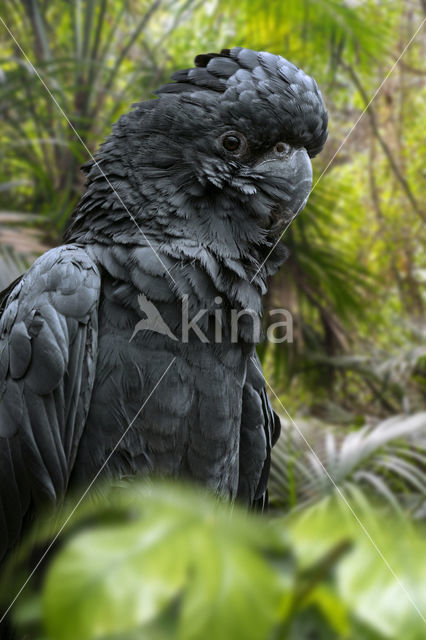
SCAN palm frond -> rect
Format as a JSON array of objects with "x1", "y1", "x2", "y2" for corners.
[
  {"x1": 226, "y1": 0, "x2": 392, "y2": 71},
  {"x1": 269, "y1": 413, "x2": 426, "y2": 515},
  {"x1": 0, "y1": 0, "x2": 188, "y2": 237}
]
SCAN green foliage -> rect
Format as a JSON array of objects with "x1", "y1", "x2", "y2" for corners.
[
  {"x1": 270, "y1": 412, "x2": 426, "y2": 514},
  {"x1": 42, "y1": 488, "x2": 288, "y2": 640},
  {"x1": 3, "y1": 482, "x2": 425, "y2": 639},
  {"x1": 225, "y1": 0, "x2": 392, "y2": 73},
  {"x1": 0, "y1": 0, "x2": 203, "y2": 236},
  {"x1": 288, "y1": 496, "x2": 426, "y2": 639}
]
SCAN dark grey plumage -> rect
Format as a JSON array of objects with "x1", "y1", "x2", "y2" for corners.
[{"x1": 0, "y1": 47, "x2": 327, "y2": 561}]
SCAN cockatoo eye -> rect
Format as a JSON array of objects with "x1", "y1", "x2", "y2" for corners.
[
  {"x1": 274, "y1": 142, "x2": 292, "y2": 156},
  {"x1": 223, "y1": 135, "x2": 240, "y2": 151},
  {"x1": 220, "y1": 131, "x2": 247, "y2": 155}
]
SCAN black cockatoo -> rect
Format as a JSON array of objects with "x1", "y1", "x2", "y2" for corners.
[{"x1": 0, "y1": 47, "x2": 327, "y2": 561}]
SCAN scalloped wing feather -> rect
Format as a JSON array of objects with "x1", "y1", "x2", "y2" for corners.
[{"x1": 0, "y1": 245, "x2": 101, "y2": 561}]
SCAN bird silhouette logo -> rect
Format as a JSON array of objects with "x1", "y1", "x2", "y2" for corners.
[{"x1": 130, "y1": 294, "x2": 178, "y2": 342}]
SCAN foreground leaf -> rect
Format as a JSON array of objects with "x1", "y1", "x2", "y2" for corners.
[{"x1": 42, "y1": 484, "x2": 291, "y2": 640}]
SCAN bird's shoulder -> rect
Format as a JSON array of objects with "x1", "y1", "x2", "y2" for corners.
[
  {"x1": 0, "y1": 243, "x2": 101, "y2": 398},
  {"x1": 1, "y1": 243, "x2": 100, "y2": 325}
]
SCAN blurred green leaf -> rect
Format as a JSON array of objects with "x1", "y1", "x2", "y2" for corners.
[
  {"x1": 287, "y1": 497, "x2": 426, "y2": 639},
  {"x1": 42, "y1": 484, "x2": 291, "y2": 640},
  {"x1": 4, "y1": 482, "x2": 426, "y2": 640}
]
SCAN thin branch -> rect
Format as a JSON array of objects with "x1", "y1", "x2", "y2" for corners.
[
  {"x1": 368, "y1": 137, "x2": 384, "y2": 222},
  {"x1": 341, "y1": 61, "x2": 425, "y2": 222},
  {"x1": 398, "y1": 59, "x2": 426, "y2": 76},
  {"x1": 102, "y1": 0, "x2": 163, "y2": 96}
]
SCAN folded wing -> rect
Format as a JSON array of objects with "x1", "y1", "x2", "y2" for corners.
[
  {"x1": 0, "y1": 245, "x2": 100, "y2": 561},
  {"x1": 238, "y1": 352, "x2": 281, "y2": 510}
]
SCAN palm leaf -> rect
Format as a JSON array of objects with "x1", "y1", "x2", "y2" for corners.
[{"x1": 269, "y1": 412, "x2": 426, "y2": 514}]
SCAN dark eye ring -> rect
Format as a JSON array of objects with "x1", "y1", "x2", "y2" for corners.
[
  {"x1": 275, "y1": 142, "x2": 291, "y2": 155},
  {"x1": 220, "y1": 131, "x2": 247, "y2": 154}
]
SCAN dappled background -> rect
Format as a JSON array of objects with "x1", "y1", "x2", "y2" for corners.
[{"x1": 0, "y1": 1, "x2": 425, "y2": 638}]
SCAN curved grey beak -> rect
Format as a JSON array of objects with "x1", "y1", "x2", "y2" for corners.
[
  {"x1": 255, "y1": 147, "x2": 313, "y2": 224},
  {"x1": 285, "y1": 147, "x2": 313, "y2": 217}
]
